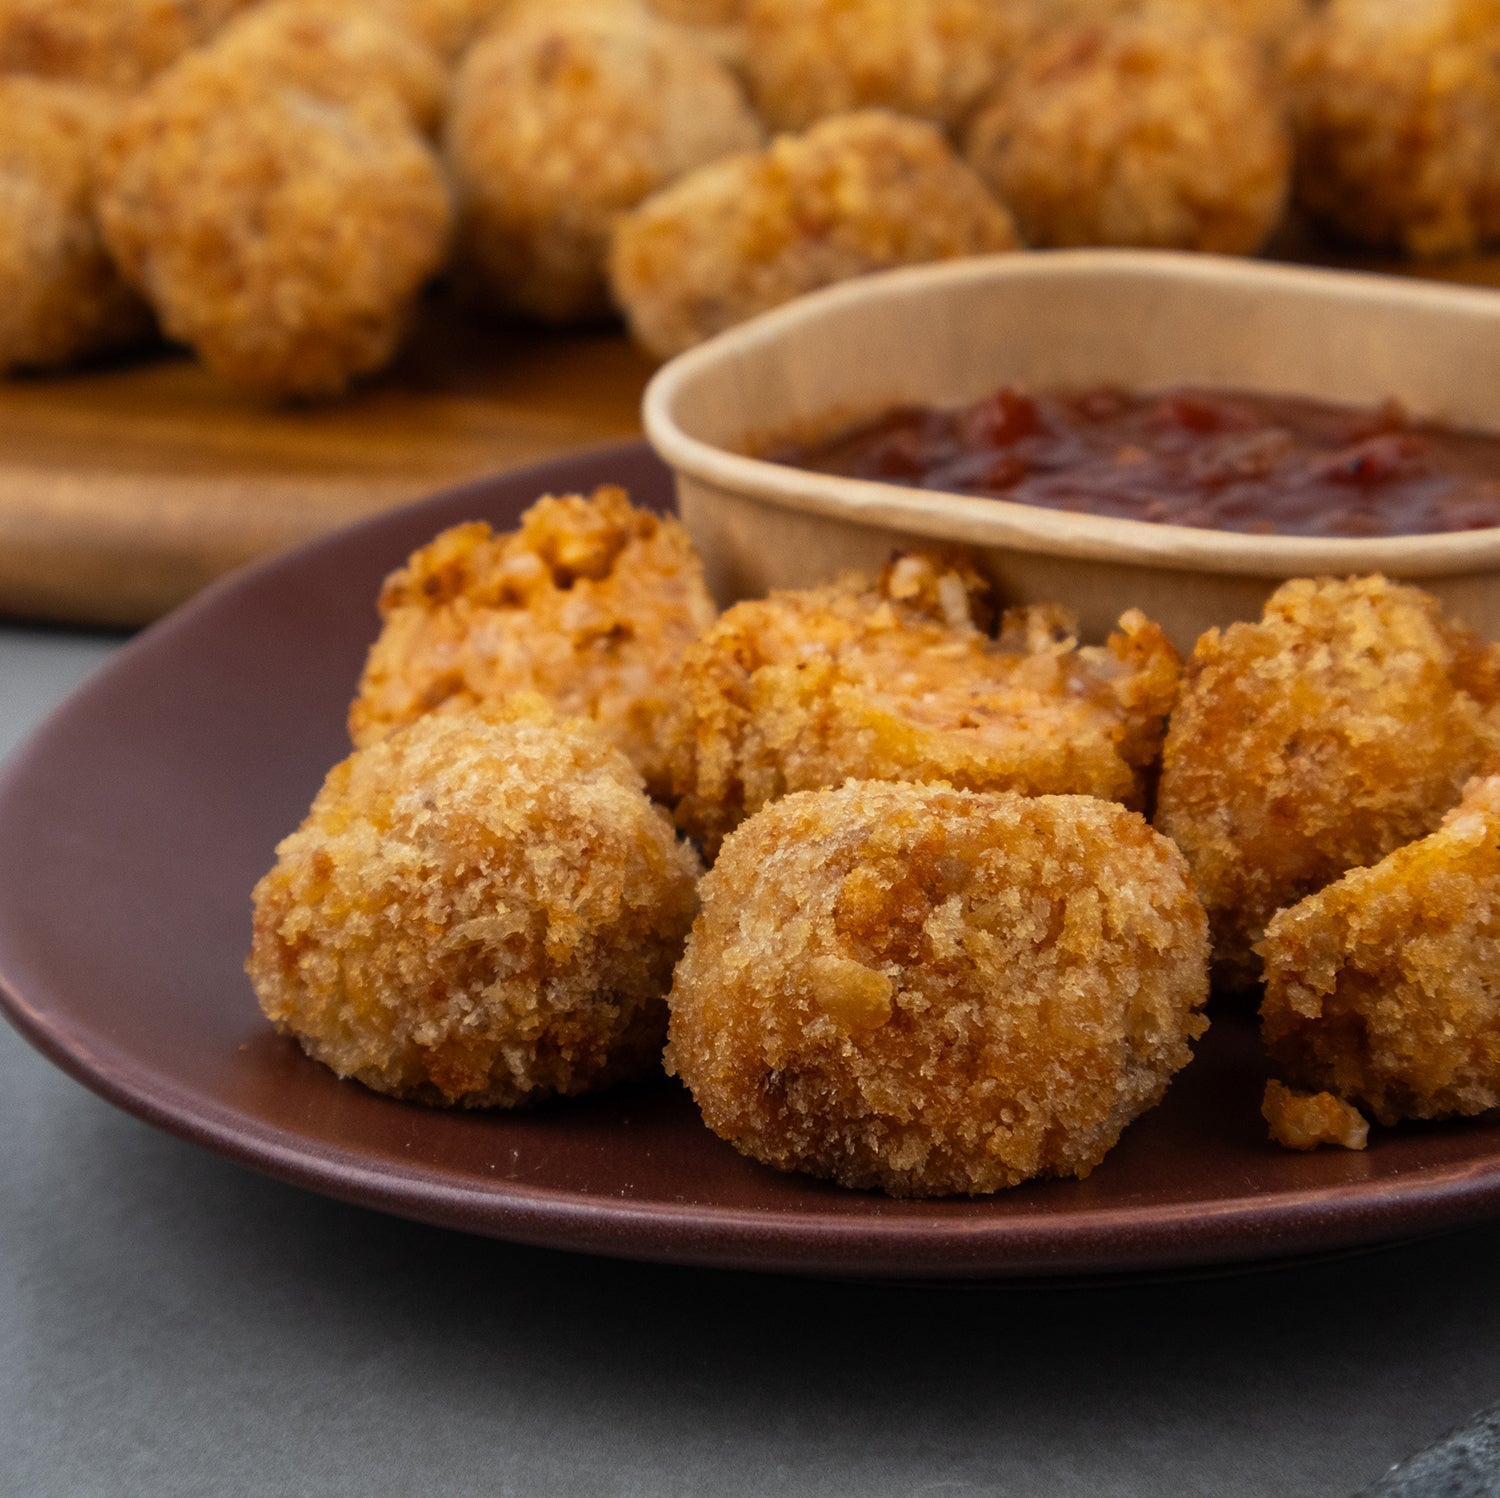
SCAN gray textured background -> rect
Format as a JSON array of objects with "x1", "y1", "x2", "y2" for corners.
[{"x1": 4, "y1": 625, "x2": 1497, "y2": 1498}]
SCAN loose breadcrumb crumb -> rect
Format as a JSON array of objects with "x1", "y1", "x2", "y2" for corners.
[
  {"x1": 668, "y1": 551, "x2": 1180, "y2": 857},
  {"x1": 349, "y1": 485, "x2": 718, "y2": 801},
  {"x1": 1155, "y1": 575, "x2": 1500, "y2": 988},
  {"x1": 1262, "y1": 1079, "x2": 1369, "y2": 1150},
  {"x1": 666, "y1": 780, "x2": 1209, "y2": 1197},
  {"x1": 1259, "y1": 773, "x2": 1500, "y2": 1127},
  {"x1": 248, "y1": 698, "x2": 702, "y2": 1108}
]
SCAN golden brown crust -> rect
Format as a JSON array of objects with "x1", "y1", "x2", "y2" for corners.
[
  {"x1": 742, "y1": 0, "x2": 1029, "y2": 132},
  {"x1": 349, "y1": 485, "x2": 718, "y2": 800},
  {"x1": 1262, "y1": 1079, "x2": 1369, "y2": 1150},
  {"x1": 1288, "y1": 0, "x2": 1500, "y2": 257},
  {"x1": 964, "y1": 15, "x2": 1290, "y2": 252},
  {"x1": 608, "y1": 108, "x2": 1020, "y2": 359},
  {"x1": 446, "y1": 6, "x2": 761, "y2": 323},
  {"x1": 1259, "y1": 773, "x2": 1500, "y2": 1127},
  {"x1": 668, "y1": 551, "x2": 1181, "y2": 858},
  {"x1": 0, "y1": 77, "x2": 153, "y2": 371},
  {"x1": 0, "y1": 0, "x2": 256, "y2": 91},
  {"x1": 1155, "y1": 575, "x2": 1500, "y2": 988},
  {"x1": 96, "y1": 53, "x2": 452, "y2": 399},
  {"x1": 666, "y1": 781, "x2": 1209, "y2": 1197},
  {"x1": 248, "y1": 698, "x2": 702, "y2": 1108}
]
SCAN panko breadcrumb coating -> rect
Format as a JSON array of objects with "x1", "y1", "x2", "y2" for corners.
[
  {"x1": 96, "y1": 55, "x2": 452, "y2": 399},
  {"x1": 1259, "y1": 773, "x2": 1500, "y2": 1127},
  {"x1": 373, "y1": 0, "x2": 512, "y2": 60},
  {"x1": 668, "y1": 551, "x2": 1181, "y2": 857},
  {"x1": 608, "y1": 109, "x2": 1019, "y2": 360},
  {"x1": 0, "y1": 0, "x2": 256, "y2": 91},
  {"x1": 1155, "y1": 576, "x2": 1500, "y2": 988},
  {"x1": 446, "y1": 6, "x2": 761, "y2": 323},
  {"x1": 666, "y1": 781, "x2": 1209, "y2": 1197},
  {"x1": 350, "y1": 485, "x2": 718, "y2": 800},
  {"x1": 1262, "y1": 1080, "x2": 1369, "y2": 1151},
  {"x1": 742, "y1": 0, "x2": 1028, "y2": 132},
  {"x1": 1022, "y1": 0, "x2": 1310, "y2": 58},
  {"x1": 0, "y1": 78, "x2": 152, "y2": 372},
  {"x1": 208, "y1": 0, "x2": 449, "y2": 138},
  {"x1": 1289, "y1": 0, "x2": 1500, "y2": 257},
  {"x1": 963, "y1": 16, "x2": 1291, "y2": 253},
  {"x1": 248, "y1": 699, "x2": 702, "y2": 1108}
]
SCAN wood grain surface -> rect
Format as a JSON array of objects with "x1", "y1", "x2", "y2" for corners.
[
  {"x1": 0, "y1": 300, "x2": 655, "y2": 627},
  {"x1": 4, "y1": 253, "x2": 1498, "y2": 629}
]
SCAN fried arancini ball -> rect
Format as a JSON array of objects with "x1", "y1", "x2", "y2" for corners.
[
  {"x1": 742, "y1": 0, "x2": 1028, "y2": 133},
  {"x1": 0, "y1": 0, "x2": 256, "y2": 91},
  {"x1": 1261, "y1": 1080, "x2": 1369, "y2": 1151},
  {"x1": 963, "y1": 16, "x2": 1291, "y2": 253},
  {"x1": 608, "y1": 110, "x2": 1020, "y2": 360},
  {"x1": 666, "y1": 781, "x2": 1210, "y2": 1197},
  {"x1": 96, "y1": 56, "x2": 451, "y2": 399},
  {"x1": 1259, "y1": 774, "x2": 1500, "y2": 1127},
  {"x1": 1288, "y1": 0, "x2": 1500, "y2": 257},
  {"x1": 349, "y1": 485, "x2": 718, "y2": 801},
  {"x1": 208, "y1": 0, "x2": 449, "y2": 138},
  {"x1": 248, "y1": 699, "x2": 702, "y2": 1108},
  {"x1": 1021, "y1": 0, "x2": 1310, "y2": 58},
  {"x1": 0, "y1": 78, "x2": 152, "y2": 372},
  {"x1": 1155, "y1": 576, "x2": 1500, "y2": 988},
  {"x1": 668, "y1": 551, "x2": 1181, "y2": 858},
  {"x1": 445, "y1": 7, "x2": 761, "y2": 324}
]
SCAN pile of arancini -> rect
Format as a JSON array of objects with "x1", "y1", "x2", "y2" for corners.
[
  {"x1": 4, "y1": 0, "x2": 1500, "y2": 397},
  {"x1": 246, "y1": 484, "x2": 1500, "y2": 1198}
]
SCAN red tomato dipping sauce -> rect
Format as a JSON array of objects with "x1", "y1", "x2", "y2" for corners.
[{"x1": 761, "y1": 385, "x2": 1500, "y2": 537}]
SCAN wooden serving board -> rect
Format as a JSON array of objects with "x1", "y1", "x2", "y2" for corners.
[
  {"x1": 2, "y1": 252, "x2": 1498, "y2": 629},
  {"x1": 0, "y1": 301, "x2": 656, "y2": 628}
]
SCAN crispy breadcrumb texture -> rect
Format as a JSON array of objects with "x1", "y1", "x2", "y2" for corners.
[
  {"x1": 0, "y1": 78, "x2": 153, "y2": 371},
  {"x1": 743, "y1": 0, "x2": 1030, "y2": 132},
  {"x1": 1021, "y1": 0, "x2": 1310, "y2": 59},
  {"x1": 350, "y1": 485, "x2": 718, "y2": 800},
  {"x1": 0, "y1": 0, "x2": 256, "y2": 91},
  {"x1": 446, "y1": 6, "x2": 760, "y2": 323},
  {"x1": 374, "y1": 0, "x2": 512, "y2": 60},
  {"x1": 1288, "y1": 0, "x2": 1500, "y2": 257},
  {"x1": 96, "y1": 55, "x2": 452, "y2": 399},
  {"x1": 964, "y1": 15, "x2": 1290, "y2": 252},
  {"x1": 248, "y1": 698, "x2": 702, "y2": 1108},
  {"x1": 668, "y1": 550, "x2": 1180, "y2": 857},
  {"x1": 208, "y1": 0, "x2": 449, "y2": 137},
  {"x1": 1262, "y1": 1080, "x2": 1368, "y2": 1150},
  {"x1": 609, "y1": 109, "x2": 1020, "y2": 359},
  {"x1": 666, "y1": 781, "x2": 1209, "y2": 1197},
  {"x1": 1259, "y1": 774, "x2": 1500, "y2": 1127},
  {"x1": 1155, "y1": 576, "x2": 1500, "y2": 989}
]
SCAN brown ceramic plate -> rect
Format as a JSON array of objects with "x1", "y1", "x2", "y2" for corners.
[{"x1": 3, "y1": 443, "x2": 1500, "y2": 1281}]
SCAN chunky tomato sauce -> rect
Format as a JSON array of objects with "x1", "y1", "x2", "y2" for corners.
[{"x1": 762, "y1": 385, "x2": 1500, "y2": 537}]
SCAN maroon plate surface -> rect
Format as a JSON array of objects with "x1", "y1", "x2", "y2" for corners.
[{"x1": 3, "y1": 442, "x2": 1500, "y2": 1280}]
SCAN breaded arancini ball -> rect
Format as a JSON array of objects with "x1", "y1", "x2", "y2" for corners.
[
  {"x1": 96, "y1": 55, "x2": 452, "y2": 399},
  {"x1": 608, "y1": 109, "x2": 1019, "y2": 360},
  {"x1": 1022, "y1": 0, "x2": 1311, "y2": 58},
  {"x1": 1289, "y1": 0, "x2": 1500, "y2": 257},
  {"x1": 668, "y1": 551, "x2": 1180, "y2": 857},
  {"x1": 666, "y1": 781, "x2": 1209, "y2": 1197},
  {"x1": 964, "y1": 15, "x2": 1291, "y2": 253},
  {"x1": 248, "y1": 699, "x2": 702, "y2": 1108},
  {"x1": 1260, "y1": 773, "x2": 1500, "y2": 1127},
  {"x1": 350, "y1": 485, "x2": 718, "y2": 800},
  {"x1": 208, "y1": 0, "x2": 449, "y2": 137},
  {"x1": 0, "y1": 78, "x2": 152, "y2": 372},
  {"x1": 1155, "y1": 576, "x2": 1500, "y2": 988},
  {"x1": 742, "y1": 0, "x2": 1028, "y2": 132},
  {"x1": 446, "y1": 6, "x2": 761, "y2": 323},
  {"x1": 0, "y1": 0, "x2": 256, "y2": 91}
]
